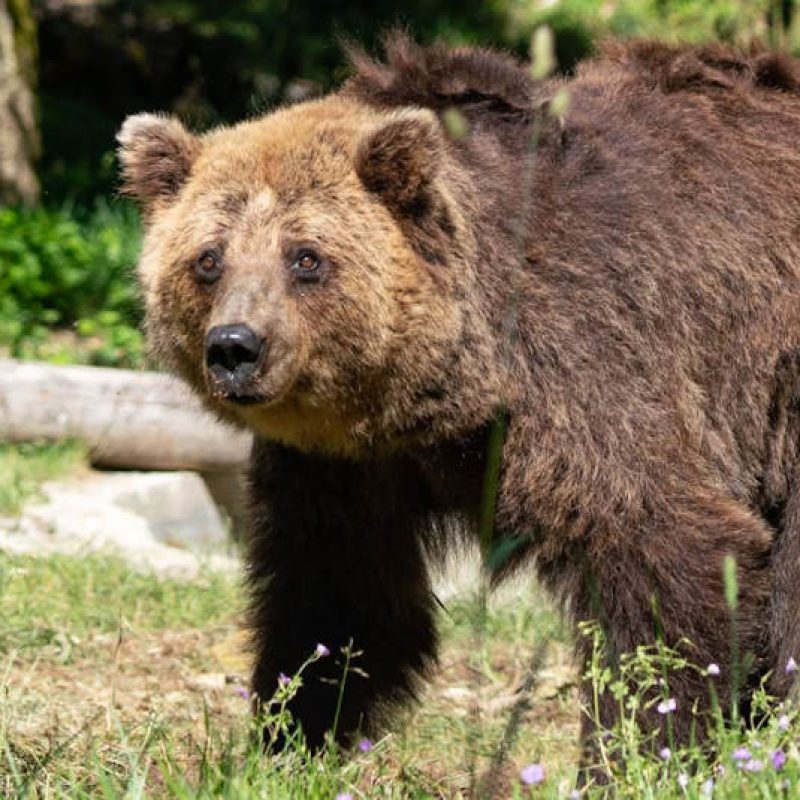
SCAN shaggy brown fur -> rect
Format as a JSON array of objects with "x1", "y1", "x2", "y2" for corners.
[{"x1": 119, "y1": 34, "x2": 800, "y2": 777}]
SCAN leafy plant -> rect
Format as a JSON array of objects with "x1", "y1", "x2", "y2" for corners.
[
  {"x1": 510, "y1": 0, "x2": 776, "y2": 72},
  {"x1": 0, "y1": 200, "x2": 145, "y2": 367}
]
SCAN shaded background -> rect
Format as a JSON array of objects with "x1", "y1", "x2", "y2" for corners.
[
  {"x1": 33, "y1": 0, "x2": 797, "y2": 203},
  {"x1": 0, "y1": 0, "x2": 796, "y2": 366}
]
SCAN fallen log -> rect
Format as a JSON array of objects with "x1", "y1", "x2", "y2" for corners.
[{"x1": 0, "y1": 359, "x2": 252, "y2": 471}]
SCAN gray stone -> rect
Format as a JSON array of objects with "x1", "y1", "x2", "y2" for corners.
[
  {"x1": 108, "y1": 471, "x2": 229, "y2": 549},
  {"x1": 0, "y1": 470, "x2": 239, "y2": 580}
]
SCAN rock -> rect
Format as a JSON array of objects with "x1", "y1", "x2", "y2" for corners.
[
  {"x1": 201, "y1": 470, "x2": 248, "y2": 541},
  {"x1": 36, "y1": 470, "x2": 229, "y2": 549},
  {"x1": 0, "y1": 470, "x2": 239, "y2": 579},
  {"x1": 108, "y1": 472, "x2": 229, "y2": 549}
]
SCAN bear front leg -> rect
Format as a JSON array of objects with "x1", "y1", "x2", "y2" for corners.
[
  {"x1": 564, "y1": 488, "x2": 772, "y2": 777},
  {"x1": 246, "y1": 441, "x2": 437, "y2": 751}
]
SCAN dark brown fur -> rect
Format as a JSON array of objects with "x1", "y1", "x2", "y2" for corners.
[{"x1": 119, "y1": 36, "x2": 800, "y2": 777}]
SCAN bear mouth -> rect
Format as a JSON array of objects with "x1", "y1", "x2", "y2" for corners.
[{"x1": 225, "y1": 392, "x2": 268, "y2": 406}]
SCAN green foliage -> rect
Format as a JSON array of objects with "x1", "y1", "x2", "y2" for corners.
[
  {"x1": 510, "y1": 0, "x2": 776, "y2": 71},
  {"x1": 37, "y1": 0, "x2": 513, "y2": 201},
  {"x1": 444, "y1": 582, "x2": 568, "y2": 645},
  {"x1": 0, "y1": 200, "x2": 144, "y2": 367},
  {"x1": 39, "y1": 93, "x2": 121, "y2": 206},
  {"x1": 2, "y1": 650, "x2": 365, "y2": 799},
  {"x1": 577, "y1": 622, "x2": 800, "y2": 798}
]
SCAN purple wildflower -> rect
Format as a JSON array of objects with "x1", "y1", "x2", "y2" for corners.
[
  {"x1": 701, "y1": 778, "x2": 714, "y2": 797},
  {"x1": 234, "y1": 686, "x2": 250, "y2": 700},
  {"x1": 778, "y1": 714, "x2": 791, "y2": 731},
  {"x1": 659, "y1": 746, "x2": 672, "y2": 760},
  {"x1": 569, "y1": 791, "x2": 580, "y2": 800},
  {"x1": 334, "y1": 795, "x2": 353, "y2": 800},
  {"x1": 316, "y1": 643, "x2": 330, "y2": 658},
  {"x1": 786, "y1": 657, "x2": 797, "y2": 675},
  {"x1": 657, "y1": 697, "x2": 677, "y2": 714},
  {"x1": 743, "y1": 759, "x2": 765, "y2": 772},
  {"x1": 732, "y1": 747, "x2": 752, "y2": 763},
  {"x1": 357, "y1": 738, "x2": 373, "y2": 753},
  {"x1": 278, "y1": 672, "x2": 291, "y2": 687},
  {"x1": 677, "y1": 773, "x2": 689, "y2": 789},
  {"x1": 706, "y1": 663, "x2": 720, "y2": 677},
  {"x1": 771, "y1": 749, "x2": 787, "y2": 771},
  {"x1": 520, "y1": 763, "x2": 545, "y2": 785}
]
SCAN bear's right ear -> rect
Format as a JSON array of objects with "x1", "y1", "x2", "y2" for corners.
[
  {"x1": 117, "y1": 113, "x2": 198, "y2": 207},
  {"x1": 356, "y1": 109, "x2": 444, "y2": 217}
]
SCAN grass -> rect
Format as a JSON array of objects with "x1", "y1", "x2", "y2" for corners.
[
  {"x1": 0, "y1": 441, "x2": 87, "y2": 515},
  {"x1": 2, "y1": 450, "x2": 800, "y2": 797},
  {"x1": 1, "y1": 548, "x2": 799, "y2": 798},
  {"x1": 0, "y1": 551, "x2": 238, "y2": 658},
  {"x1": 0, "y1": 550, "x2": 580, "y2": 798}
]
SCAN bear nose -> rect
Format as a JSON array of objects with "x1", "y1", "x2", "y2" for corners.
[{"x1": 205, "y1": 324, "x2": 266, "y2": 385}]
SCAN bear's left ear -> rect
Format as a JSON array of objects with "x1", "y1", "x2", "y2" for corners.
[
  {"x1": 356, "y1": 109, "x2": 444, "y2": 216},
  {"x1": 117, "y1": 113, "x2": 199, "y2": 208}
]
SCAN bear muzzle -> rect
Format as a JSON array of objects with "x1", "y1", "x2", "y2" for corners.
[{"x1": 205, "y1": 323, "x2": 268, "y2": 405}]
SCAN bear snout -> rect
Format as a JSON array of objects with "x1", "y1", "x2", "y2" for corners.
[{"x1": 205, "y1": 323, "x2": 267, "y2": 403}]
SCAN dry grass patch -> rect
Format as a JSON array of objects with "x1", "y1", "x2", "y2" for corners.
[{"x1": 0, "y1": 551, "x2": 580, "y2": 797}]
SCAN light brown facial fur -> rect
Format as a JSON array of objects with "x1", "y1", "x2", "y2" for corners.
[{"x1": 119, "y1": 100, "x2": 502, "y2": 455}]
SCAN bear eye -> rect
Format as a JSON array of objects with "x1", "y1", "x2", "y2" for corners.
[
  {"x1": 293, "y1": 250, "x2": 319, "y2": 272},
  {"x1": 195, "y1": 249, "x2": 223, "y2": 284},
  {"x1": 289, "y1": 247, "x2": 325, "y2": 282}
]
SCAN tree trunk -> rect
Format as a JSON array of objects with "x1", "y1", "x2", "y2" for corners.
[
  {"x1": 0, "y1": 0, "x2": 39, "y2": 206},
  {"x1": 782, "y1": 0, "x2": 795, "y2": 31},
  {"x1": 0, "y1": 358, "x2": 252, "y2": 471},
  {"x1": 768, "y1": 0, "x2": 797, "y2": 45}
]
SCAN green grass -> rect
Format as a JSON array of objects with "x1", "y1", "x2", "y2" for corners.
[
  {"x1": 1, "y1": 451, "x2": 799, "y2": 797},
  {"x1": 0, "y1": 441, "x2": 87, "y2": 515},
  {"x1": 0, "y1": 552, "x2": 579, "y2": 798},
  {"x1": 0, "y1": 551, "x2": 239, "y2": 659},
  {"x1": 1, "y1": 552, "x2": 798, "y2": 798}
]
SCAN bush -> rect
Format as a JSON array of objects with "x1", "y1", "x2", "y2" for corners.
[
  {"x1": 514, "y1": 0, "x2": 775, "y2": 72},
  {"x1": 0, "y1": 200, "x2": 145, "y2": 367}
]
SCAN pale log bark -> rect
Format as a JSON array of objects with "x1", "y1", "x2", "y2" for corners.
[{"x1": 0, "y1": 359, "x2": 252, "y2": 471}]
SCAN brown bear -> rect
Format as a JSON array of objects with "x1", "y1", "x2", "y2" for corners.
[{"x1": 118, "y1": 34, "x2": 800, "y2": 770}]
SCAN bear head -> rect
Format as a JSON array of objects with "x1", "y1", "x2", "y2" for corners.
[{"x1": 118, "y1": 97, "x2": 501, "y2": 456}]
